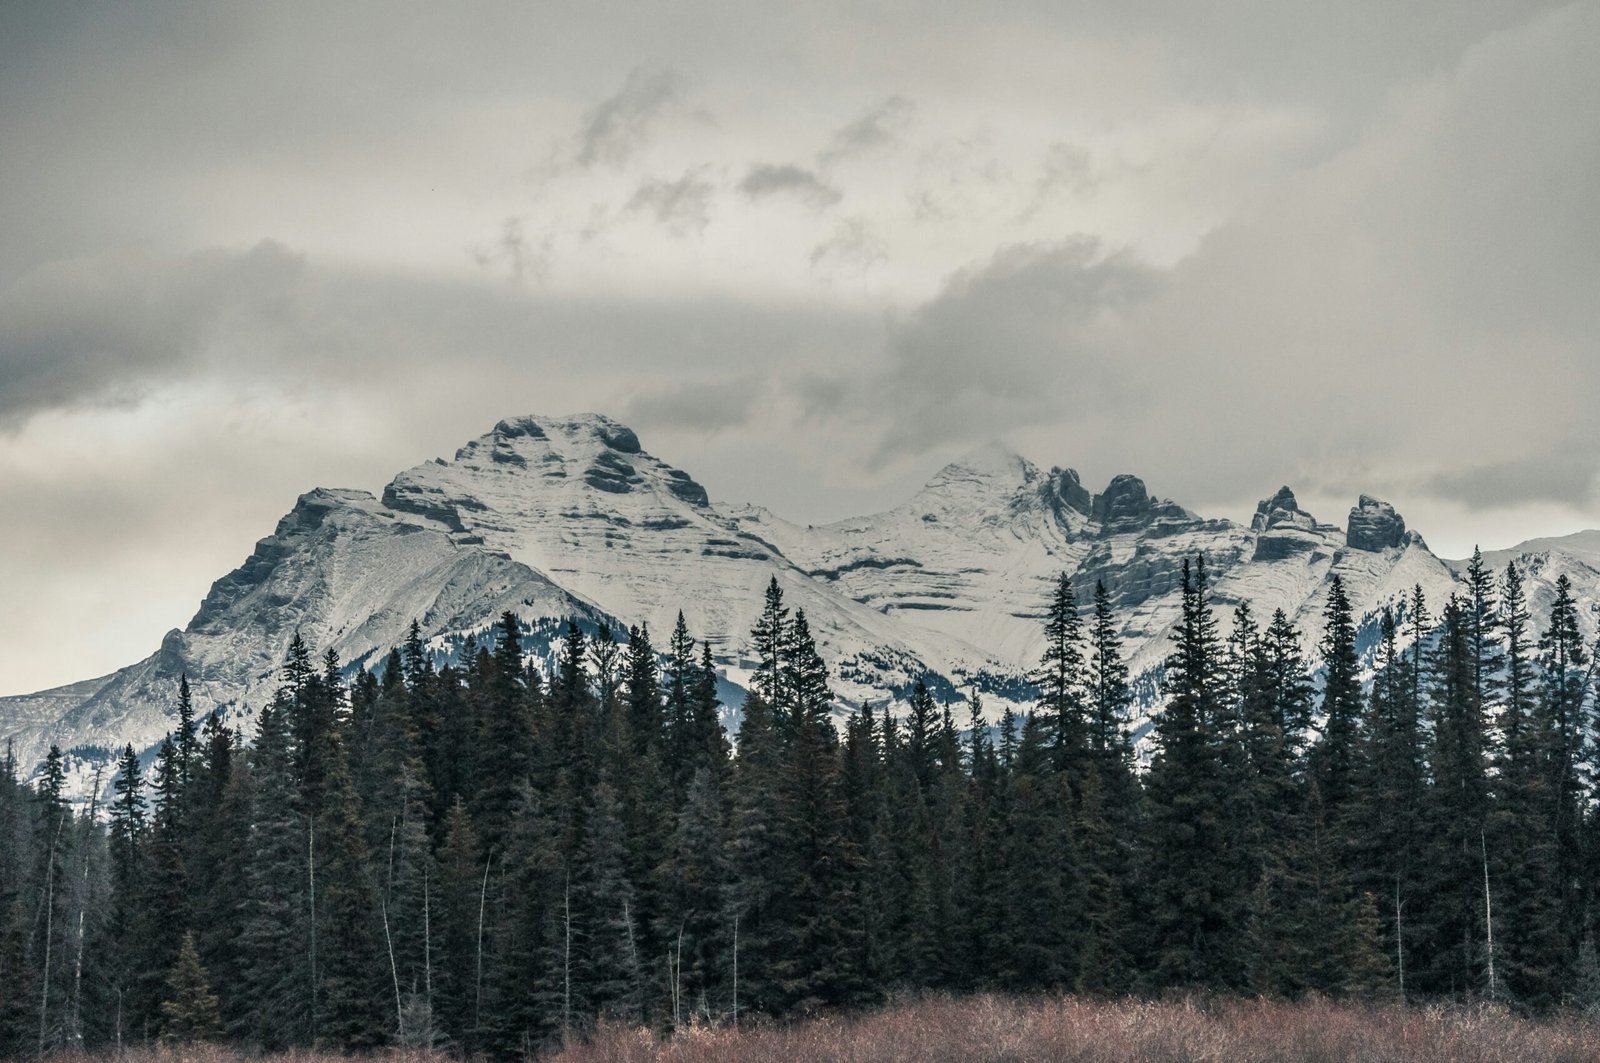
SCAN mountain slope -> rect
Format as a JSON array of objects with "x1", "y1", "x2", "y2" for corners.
[{"x1": 4, "y1": 413, "x2": 1596, "y2": 787}]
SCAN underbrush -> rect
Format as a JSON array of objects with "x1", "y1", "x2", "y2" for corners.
[{"x1": 45, "y1": 993, "x2": 1600, "y2": 1063}]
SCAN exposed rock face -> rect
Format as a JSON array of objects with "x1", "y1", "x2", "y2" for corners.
[
  {"x1": 1252, "y1": 487, "x2": 1309, "y2": 532},
  {"x1": 9, "y1": 416, "x2": 1528, "y2": 797},
  {"x1": 1250, "y1": 486, "x2": 1326, "y2": 561},
  {"x1": 1091, "y1": 475, "x2": 1192, "y2": 535},
  {"x1": 1042, "y1": 467, "x2": 1093, "y2": 517},
  {"x1": 1347, "y1": 495, "x2": 1408, "y2": 552}
]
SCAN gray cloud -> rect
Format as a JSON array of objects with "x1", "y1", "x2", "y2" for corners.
[
  {"x1": 738, "y1": 164, "x2": 842, "y2": 209},
  {"x1": 1, "y1": 0, "x2": 1595, "y2": 692},
  {"x1": 575, "y1": 67, "x2": 692, "y2": 169},
  {"x1": 624, "y1": 376, "x2": 765, "y2": 434},
  {"x1": 820, "y1": 96, "x2": 916, "y2": 165},
  {"x1": 625, "y1": 170, "x2": 717, "y2": 236},
  {"x1": 810, "y1": 3, "x2": 1600, "y2": 512},
  {"x1": 470, "y1": 217, "x2": 552, "y2": 283},
  {"x1": 0, "y1": 241, "x2": 305, "y2": 424},
  {"x1": 1020, "y1": 142, "x2": 1097, "y2": 219},
  {"x1": 809, "y1": 217, "x2": 887, "y2": 275},
  {"x1": 867, "y1": 239, "x2": 1157, "y2": 457},
  {"x1": 1425, "y1": 454, "x2": 1600, "y2": 510}
]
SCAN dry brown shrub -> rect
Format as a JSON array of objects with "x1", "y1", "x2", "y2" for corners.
[{"x1": 39, "y1": 996, "x2": 1600, "y2": 1063}]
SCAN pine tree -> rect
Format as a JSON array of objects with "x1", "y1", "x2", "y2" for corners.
[
  {"x1": 187, "y1": 717, "x2": 250, "y2": 1028},
  {"x1": 237, "y1": 697, "x2": 312, "y2": 1049},
  {"x1": 313, "y1": 732, "x2": 387, "y2": 1050},
  {"x1": 434, "y1": 798, "x2": 485, "y2": 1049},
  {"x1": 689, "y1": 642, "x2": 731, "y2": 780},
  {"x1": 136, "y1": 735, "x2": 191, "y2": 1034},
  {"x1": 160, "y1": 931, "x2": 223, "y2": 1043},
  {"x1": 1483, "y1": 561, "x2": 1560, "y2": 1006},
  {"x1": 1310, "y1": 576, "x2": 1364, "y2": 813},
  {"x1": 573, "y1": 779, "x2": 643, "y2": 1025},
  {"x1": 657, "y1": 767, "x2": 730, "y2": 1027},
  {"x1": 473, "y1": 612, "x2": 534, "y2": 845},
  {"x1": 1356, "y1": 608, "x2": 1425, "y2": 999},
  {"x1": 724, "y1": 689, "x2": 783, "y2": 1019},
  {"x1": 1142, "y1": 557, "x2": 1243, "y2": 990},
  {"x1": 106, "y1": 744, "x2": 147, "y2": 1035},
  {"x1": 625, "y1": 622, "x2": 663, "y2": 759},
  {"x1": 903, "y1": 678, "x2": 939, "y2": 792},
  {"x1": 1415, "y1": 596, "x2": 1489, "y2": 997},
  {"x1": 1037, "y1": 572, "x2": 1089, "y2": 781},
  {"x1": 749, "y1": 578, "x2": 790, "y2": 716}
]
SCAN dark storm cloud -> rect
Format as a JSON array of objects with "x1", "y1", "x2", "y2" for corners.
[
  {"x1": 625, "y1": 170, "x2": 718, "y2": 236},
  {"x1": 819, "y1": 96, "x2": 916, "y2": 165},
  {"x1": 0, "y1": 242, "x2": 304, "y2": 424},
  {"x1": 866, "y1": 239, "x2": 1157, "y2": 457},
  {"x1": 0, "y1": 0, "x2": 1595, "y2": 692},
  {"x1": 1425, "y1": 455, "x2": 1600, "y2": 510},
  {"x1": 737, "y1": 164, "x2": 842, "y2": 209},
  {"x1": 624, "y1": 376, "x2": 765, "y2": 433},
  {"x1": 576, "y1": 67, "x2": 693, "y2": 169},
  {"x1": 838, "y1": 2, "x2": 1600, "y2": 509},
  {"x1": 0, "y1": 241, "x2": 882, "y2": 415}
]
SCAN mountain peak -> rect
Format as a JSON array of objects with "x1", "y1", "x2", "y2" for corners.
[
  {"x1": 1251, "y1": 485, "x2": 1314, "y2": 532},
  {"x1": 1346, "y1": 495, "x2": 1408, "y2": 552},
  {"x1": 491, "y1": 412, "x2": 642, "y2": 454},
  {"x1": 935, "y1": 441, "x2": 1037, "y2": 484},
  {"x1": 1091, "y1": 474, "x2": 1192, "y2": 534}
]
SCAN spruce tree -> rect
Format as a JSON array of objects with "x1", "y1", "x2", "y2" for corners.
[
  {"x1": 237, "y1": 697, "x2": 311, "y2": 1049},
  {"x1": 1037, "y1": 572, "x2": 1088, "y2": 781},
  {"x1": 160, "y1": 931, "x2": 223, "y2": 1044},
  {"x1": 1310, "y1": 576, "x2": 1363, "y2": 813},
  {"x1": 1142, "y1": 557, "x2": 1242, "y2": 989},
  {"x1": 1492, "y1": 560, "x2": 1567, "y2": 1007},
  {"x1": 657, "y1": 767, "x2": 730, "y2": 1026},
  {"x1": 313, "y1": 732, "x2": 387, "y2": 1051},
  {"x1": 1415, "y1": 596, "x2": 1489, "y2": 997}
]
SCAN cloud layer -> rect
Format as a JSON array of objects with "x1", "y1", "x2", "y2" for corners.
[{"x1": 0, "y1": 0, "x2": 1595, "y2": 693}]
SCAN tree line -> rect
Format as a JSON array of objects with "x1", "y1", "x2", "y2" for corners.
[{"x1": 2, "y1": 550, "x2": 1598, "y2": 1058}]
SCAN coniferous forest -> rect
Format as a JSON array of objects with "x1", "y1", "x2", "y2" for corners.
[{"x1": 4, "y1": 552, "x2": 1600, "y2": 1058}]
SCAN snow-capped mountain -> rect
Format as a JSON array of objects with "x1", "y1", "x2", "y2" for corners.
[{"x1": 5, "y1": 413, "x2": 1598, "y2": 787}]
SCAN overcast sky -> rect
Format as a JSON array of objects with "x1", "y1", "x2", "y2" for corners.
[{"x1": 2, "y1": 0, "x2": 1598, "y2": 695}]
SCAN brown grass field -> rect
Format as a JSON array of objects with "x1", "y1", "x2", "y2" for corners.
[{"x1": 48, "y1": 994, "x2": 1600, "y2": 1062}]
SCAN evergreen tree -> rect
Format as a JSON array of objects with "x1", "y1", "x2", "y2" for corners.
[
  {"x1": 1415, "y1": 596, "x2": 1489, "y2": 997},
  {"x1": 1310, "y1": 577, "x2": 1363, "y2": 812},
  {"x1": 1037, "y1": 572, "x2": 1088, "y2": 780},
  {"x1": 1142, "y1": 557, "x2": 1242, "y2": 989},
  {"x1": 473, "y1": 612, "x2": 534, "y2": 844},
  {"x1": 1492, "y1": 560, "x2": 1567, "y2": 1007},
  {"x1": 160, "y1": 931, "x2": 223, "y2": 1044},
  {"x1": 625, "y1": 621, "x2": 663, "y2": 758},
  {"x1": 657, "y1": 767, "x2": 730, "y2": 1026},
  {"x1": 237, "y1": 697, "x2": 311, "y2": 1049},
  {"x1": 749, "y1": 578, "x2": 789, "y2": 714},
  {"x1": 313, "y1": 733, "x2": 387, "y2": 1050}
]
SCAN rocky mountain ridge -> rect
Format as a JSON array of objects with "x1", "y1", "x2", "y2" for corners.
[{"x1": 5, "y1": 413, "x2": 1597, "y2": 788}]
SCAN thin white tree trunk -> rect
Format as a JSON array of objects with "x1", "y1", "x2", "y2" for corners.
[
  {"x1": 39, "y1": 812, "x2": 65, "y2": 1057},
  {"x1": 1482, "y1": 829, "x2": 1497, "y2": 1000},
  {"x1": 423, "y1": 862, "x2": 433, "y2": 1005},
  {"x1": 1395, "y1": 877, "x2": 1405, "y2": 1001},
  {"x1": 562, "y1": 874, "x2": 572, "y2": 1040},
  {"x1": 474, "y1": 851, "x2": 491, "y2": 1036},
  {"x1": 70, "y1": 766, "x2": 103, "y2": 1047},
  {"x1": 308, "y1": 815, "x2": 317, "y2": 1041},
  {"x1": 383, "y1": 819, "x2": 403, "y2": 1038}
]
